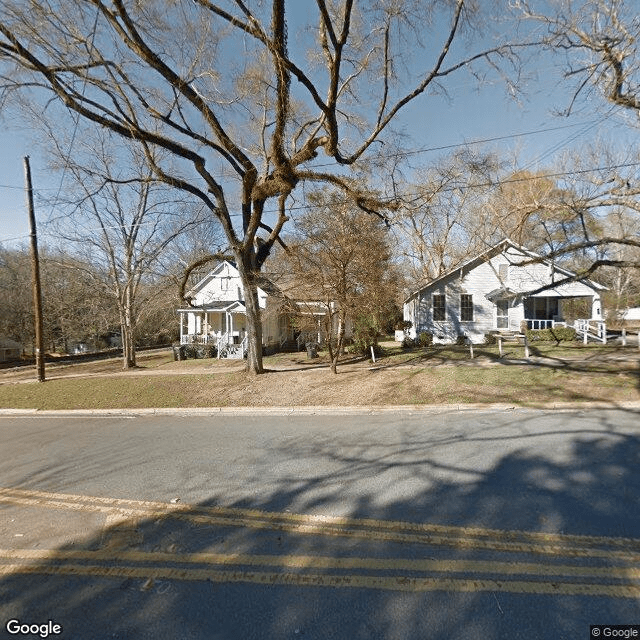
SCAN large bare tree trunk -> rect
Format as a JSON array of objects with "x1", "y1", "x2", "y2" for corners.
[{"x1": 235, "y1": 250, "x2": 264, "y2": 375}]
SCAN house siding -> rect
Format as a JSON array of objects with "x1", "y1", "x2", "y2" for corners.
[{"x1": 404, "y1": 241, "x2": 605, "y2": 344}]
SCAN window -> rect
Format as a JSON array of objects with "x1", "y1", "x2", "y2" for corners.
[
  {"x1": 433, "y1": 294, "x2": 445, "y2": 321},
  {"x1": 460, "y1": 294, "x2": 473, "y2": 322}
]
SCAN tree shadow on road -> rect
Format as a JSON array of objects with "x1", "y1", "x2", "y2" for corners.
[{"x1": 1, "y1": 409, "x2": 639, "y2": 639}]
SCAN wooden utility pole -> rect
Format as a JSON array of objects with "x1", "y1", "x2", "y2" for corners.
[{"x1": 24, "y1": 156, "x2": 45, "y2": 382}]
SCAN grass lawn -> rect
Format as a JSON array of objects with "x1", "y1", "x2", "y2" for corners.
[{"x1": 0, "y1": 342, "x2": 638, "y2": 410}]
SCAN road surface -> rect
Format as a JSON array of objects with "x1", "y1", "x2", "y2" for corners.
[{"x1": 0, "y1": 407, "x2": 639, "y2": 639}]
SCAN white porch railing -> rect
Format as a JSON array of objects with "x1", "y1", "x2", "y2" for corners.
[
  {"x1": 525, "y1": 319, "x2": 567, "y2": 330},
  {"x1": 181, "y1": 334, "x2": 214, "y2": 345},
  {"x1": 575, "y1": 319, "x2": 607, "y2": 344}
]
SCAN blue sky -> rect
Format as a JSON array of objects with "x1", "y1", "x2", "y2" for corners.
[{"x1": 0, "y1": 3, "x2": 637, "y2": 249}]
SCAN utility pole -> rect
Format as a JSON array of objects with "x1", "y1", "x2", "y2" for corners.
[{"x1": 24, "y1": 156, "x2": 45, "y2": 382}]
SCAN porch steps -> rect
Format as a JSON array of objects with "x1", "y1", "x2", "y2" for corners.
[{"x1": 218, "y1": 343, "x2": 246, "y2": 359}]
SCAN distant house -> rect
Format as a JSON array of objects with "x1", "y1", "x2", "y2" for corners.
[
  {"x1": 617, "y1": 307, "x2": 640, "y2": 324},
  {"x1": 0, "y1": 337, "x2": 22, "y2": 363},
  {"x1": 177, "y1": 260, "x2": 350, "y2": 357},
  {"x1": 403, "y1": 239, "x2": 607, "y2": 344}
]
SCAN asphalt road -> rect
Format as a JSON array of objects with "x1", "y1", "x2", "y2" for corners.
[{"x1": 0, "y1": 408, "x2": 639, "y2": 640}]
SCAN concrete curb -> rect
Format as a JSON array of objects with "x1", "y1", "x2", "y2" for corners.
[{"x1": 1, "y1": 401, "x2": 640, "y2": 417}]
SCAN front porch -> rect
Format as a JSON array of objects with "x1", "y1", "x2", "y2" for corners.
[
  {"x1": 177, "y1": 302, "x2": 248, "y2": 358},
  {"x1": 522, "y1": 295, "x2": 602, "y2": 332}
]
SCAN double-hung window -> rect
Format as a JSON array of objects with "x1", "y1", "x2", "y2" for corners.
[
  {"x1": 433, "y1": 294, "x2": 446, "y2": 321},
  {"x1": 460, "y1": 294, "x2": 473, "y2": 322}
]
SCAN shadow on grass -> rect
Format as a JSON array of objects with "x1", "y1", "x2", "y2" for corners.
[{"x1": 1, "y1": 409, "x2": 640, "y2": 639}]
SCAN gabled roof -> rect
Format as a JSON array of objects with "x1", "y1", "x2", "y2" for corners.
[
  {"x1": 404, "y1": 238, "x2": 606, "y2": 303},
  {"x1": 186, "y1": 260, "x2": 239, "y2": 298}
]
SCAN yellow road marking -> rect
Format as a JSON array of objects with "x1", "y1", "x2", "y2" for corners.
[
  {"x1": 0, "y1": 487, "x2": 637, "y2": 561},
  {"x1": 3, "y1": 485, "x2": 637, "y2": 548},
  {"x1": 1, "y1": 548, "x2": 638, "y2": 580},
  {"x1": 1, "y1": 562, "x2": 638, "y2": 598},
  {"x1": 2, "y1": 487, "x2": 639, "y2": 597}
]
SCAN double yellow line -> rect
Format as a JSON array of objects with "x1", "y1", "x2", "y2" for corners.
[{"x1": 1, "y1": 487, "x2": 638, "y2": 597}]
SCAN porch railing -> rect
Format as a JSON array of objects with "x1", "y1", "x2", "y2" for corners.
[
  {"x1": 525, "y1": 319, "x2": 567, "y2": 330},
  {"x1": 575, "y1": 319, "x2": 607, "y2": 344},
  {"x1": 181, "y1": 334, "x2": 214, "y2": 345}
]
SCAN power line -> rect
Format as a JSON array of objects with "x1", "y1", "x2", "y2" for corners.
[{"x1": 0, "y1": 117, "x2": 612, "y2": 194}]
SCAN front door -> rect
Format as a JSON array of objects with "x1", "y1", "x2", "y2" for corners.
[{"x1": 496, "y1": 299, "x2": 509, "y2": 329}]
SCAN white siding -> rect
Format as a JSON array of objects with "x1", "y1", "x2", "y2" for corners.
[
  {"x1": 404, "y1": 242, "x2": 605, "y2": 344},
  {"x1": 191, "y1": 262, "x2": 267, "y2": 309}
]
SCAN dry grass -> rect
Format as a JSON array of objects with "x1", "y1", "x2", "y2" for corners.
[{"x1": 0, "y1": 343, "x2": 638, "y2": 410}]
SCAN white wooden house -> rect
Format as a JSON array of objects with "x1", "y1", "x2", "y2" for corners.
[
  {"x1": 177, "y1": 261, "x2": 348, "y2": 357},
  {"x1": 403, "y1": 239, "x2": 608, "y2": 344}
]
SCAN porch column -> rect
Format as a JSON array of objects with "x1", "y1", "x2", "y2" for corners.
[{"x1": 179, "y1": 312, "x2": 184, "y2": 343}]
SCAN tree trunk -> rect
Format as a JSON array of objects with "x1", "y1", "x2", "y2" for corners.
[
  {"x1": 235, "y1": 250, "x2": 264, "y2": 374},
  {"x1": 121, "y1": 286, "x2": 136, "y2": 369},
  {"x1": 330, "y1": 311, "x2": 346, "y2": 375}
]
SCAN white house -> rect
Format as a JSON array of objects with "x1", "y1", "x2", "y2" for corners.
[
  {"x1": 177, "y1": 261, "x2": 348, "y2": 357},
  {"x1": 618, "y1": 307, "x2": 640, "y2": 323},
  {"x1": 403, "y1": 239, "x2": 608, "y2": 344}
]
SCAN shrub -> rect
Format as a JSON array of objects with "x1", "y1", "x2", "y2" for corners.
[
  {"x1": 401, "y1": 336, "x2": 415, "y2": 349},
  {"x1": 417, "y1": 331, "x2": 433, "y2": 347},
  {"x1": 484, "y1": 333, "x2": 497, "y2": 345},
  {"x1": 182, "y1": 344, "x2": 198, "y2": 359},
  {"x1": 205, "y1": 344, "x2": 217, "y2": 358},
  {"x1": 525, "y1": 327, "x2": 577, "y2": 343},
  {"x1": 455, "y1": 334, "x2": 467, "y2": 346}
]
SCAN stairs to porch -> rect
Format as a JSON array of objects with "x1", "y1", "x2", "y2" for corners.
[{"x1": 217, "y1": 334, "x2": 248, "y2": 359}]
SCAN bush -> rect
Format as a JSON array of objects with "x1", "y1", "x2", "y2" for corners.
[
  {"x1": 182, "y1": 344, "x2": 198, "y2": 359},
  {"x1": 352, "y1": 316, "x2": 381, "y2": 354},
  {"x1": 205, "y1": 344, "x2": 217, "y2": 358},
  {"x1": 455, "y1": 334, "x2": 467, "y2": 346},
  {"x1": 525, "y1": 327, "x2": 577, "y2": 343},
  {"x1": 417, "y1": 331, "x2": 433, "y2": 347},
  {"x1": 484, "y1": 333, "x2": 497, "y2": 345},
  {"x1": 401, "y1": 336, "x2": 415, "y2": 349}
]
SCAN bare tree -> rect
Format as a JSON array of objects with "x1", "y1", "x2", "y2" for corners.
[
  {"x1": 394, "y1": 150, "x2": 501, "y2": 284},
  {"x1": 0, "y1": 0, "x2": 523, "y2": 373},
  {"x1": 0, "y1": 244, "x2": 117, "y2": 353},
  {"x1": 513, "y1": 0, "x2": 640, "y2": 275},
  {"x1": 46, "y1": 132, "x2": 212, "y2": 368},
  {"x1": 281, "y1": 191, "x2": 395, "y2": 374}
]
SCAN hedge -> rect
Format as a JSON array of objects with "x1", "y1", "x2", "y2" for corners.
[{"x1": 525, "y1": 327, "x2": 577, "y2": 342}]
